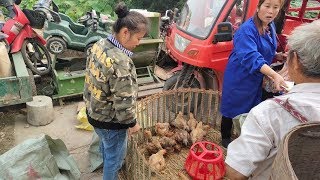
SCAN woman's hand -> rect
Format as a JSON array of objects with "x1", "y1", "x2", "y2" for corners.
[
  {"x1": 260, "y1": 64, "x2": 287, "y2": 92},
  {"x1": 272, "y1": 73, "x2": 287, "y2": 91},
  {"x1": 128, "y1": 123, "x2": 141, "y2": 136},
  {"x1": 275, "y1": 52, "x2": 288, "y2": 62}
]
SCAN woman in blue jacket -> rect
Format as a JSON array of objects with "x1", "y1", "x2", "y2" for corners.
[{"x1": 220, "y1": 0, "x2": 287, "y2": 148}]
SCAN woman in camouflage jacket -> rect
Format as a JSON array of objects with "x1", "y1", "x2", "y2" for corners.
[{"x1": 83, "y1": 2, "x2": 149, "y2": 180}]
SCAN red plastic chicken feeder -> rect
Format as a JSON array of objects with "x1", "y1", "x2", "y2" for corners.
[{"x1": 185, "y1": 141, "x2": 225, "y2": 180}]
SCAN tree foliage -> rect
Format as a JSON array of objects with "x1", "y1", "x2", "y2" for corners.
[
  {"x1": 20, "y1": 0, "x2": 37, "y2": 9},
  {"x1": 53, "y1": 0, "x2": 115, "y2": 20},
  {"x1": 128, "y1": 0, "x2": 186, "y2": 13},
  {"x1": 19, "y1": 0, "x2": 187, "y2": 21}
]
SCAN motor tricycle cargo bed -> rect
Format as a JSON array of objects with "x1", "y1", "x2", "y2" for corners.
[{"x1": 0, "y1": 53, "x2": 34, "y2": 107}]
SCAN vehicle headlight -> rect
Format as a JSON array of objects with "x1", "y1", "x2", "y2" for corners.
[{"x1": 174, "y1": 34, "x2": 191, "y2": 52}]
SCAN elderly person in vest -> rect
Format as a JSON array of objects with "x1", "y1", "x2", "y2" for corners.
[{"x1": 225, "y1": 19, "x2": 320, "y2": 179}]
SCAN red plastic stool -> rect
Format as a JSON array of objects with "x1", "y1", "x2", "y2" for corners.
[{"x1": 185, "y1": 141, "x2": 225, "y2": 180}]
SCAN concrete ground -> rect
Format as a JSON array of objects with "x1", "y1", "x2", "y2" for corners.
[
  {"x1": 2, "y1": 48, "x2": 166, "y2": 179},
  {"x1": 13, "y1": 101, "x2": 103, "y2": 179}
]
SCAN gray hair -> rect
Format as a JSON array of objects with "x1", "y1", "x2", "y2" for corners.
[{"x1": 287, "y1": 20, "x2": 320, "y2": 78}]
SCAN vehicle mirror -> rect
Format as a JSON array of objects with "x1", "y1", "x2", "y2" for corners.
[
  {"x1": 173, "y1": 8, "x2": 179, "y2": 22},
  {"x1": 161, "y1": 9, "x2": 172, "y2": 22},
  {"x1": 213, "y1": 22, "x2": 233, "y2": 44}
]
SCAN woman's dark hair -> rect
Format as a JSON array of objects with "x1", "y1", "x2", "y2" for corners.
[
  {"x1": 274, "y1": 0, "x2": 290, "y2": 34},
  {"x1": 253, "y1": 0, "x2": 285, "y2": 35},
  {"x1": 113, "y1": 2, "x2": 149, "y2": 34}
]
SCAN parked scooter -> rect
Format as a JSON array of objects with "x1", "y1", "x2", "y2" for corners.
[{"x1": 1, "y1": 0, "x2": 52, "y2": 76}]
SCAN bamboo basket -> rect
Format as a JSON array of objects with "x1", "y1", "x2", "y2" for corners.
[
  {"x1": 270, "y1": 122, "x2": 320, "y2": 180},
  {"x1": 125, "y1": 88, "x2": 224, "y2": 180}
]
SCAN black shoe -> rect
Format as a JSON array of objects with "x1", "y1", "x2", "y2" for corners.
[{"x1": 221, "y1": 138, "x2": 232, "y2": 148}]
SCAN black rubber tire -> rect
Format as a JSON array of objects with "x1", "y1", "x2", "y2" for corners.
[
  {"x1": 46, "y1": 37, "x2": 67, "y2": 55},
  {"x1": 21, "y1": 39, "x2": 52, "y2": 76},
  {"x1": 27, "y1": 68, "x2": 37, "y2": 96},
  {"x1": 163, "y1": 72, "x2": 201, "y2": 113},
  {"x1": 163, "y1": 72, "x2": 181, "y2": 90}
]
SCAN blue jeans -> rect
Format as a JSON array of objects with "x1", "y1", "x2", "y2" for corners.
[{"x1": 94, "y1": 128, "x2": 128, "y2": 180}]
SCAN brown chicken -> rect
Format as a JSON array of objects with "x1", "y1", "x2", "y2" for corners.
[
  {"x1": 173, "y1": 129, "x2": 190, "y2": 146},
  {"x1": 187, "y1": 113, "x2": 198, "y2": 131},
  {"x1": 145, "y1": 140, "x2": 162, "y2": 155},
  {"x1": 144, "y1": 130, "x2": 163, "y2": 154},
  {"x1": 190, "y1": 122, "x2": 206, "y2": 144},
  {"x1": 171, "y1": 111, "x2": 190, "y2": 131},
  {"x1": 202, "y1": 124, "x2": 211, "y2": 136},
  {"x1": 159, "y1": 136, "x2": 177, "y2": 153},
  {"x1": 144, "y1": 130, "x2": 153, "y2": 141},
  {"x1": 173, "y1": 144, "x2": 182, "y2": 152},
  {"x1": 149, "y1": 149, "x2": 167, "y2": 172},
  {"x1": 159, "y1": 136, "x2": 177, "y2": 148},
  {"x1": 155, "y1": 122, "x2": 170, "y2": 136},
  {"x1": 164, "y1": 130, "x2": 175, "y2": 137}
]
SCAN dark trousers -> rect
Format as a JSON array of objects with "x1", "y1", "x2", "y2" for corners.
[{"x1": 221, "y1": 116, "x2": 233, "y2": 139}]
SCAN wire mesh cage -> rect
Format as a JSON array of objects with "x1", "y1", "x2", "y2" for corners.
[{"x1": 125, "y1": 88, "x2": 223, "y2": 180}]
